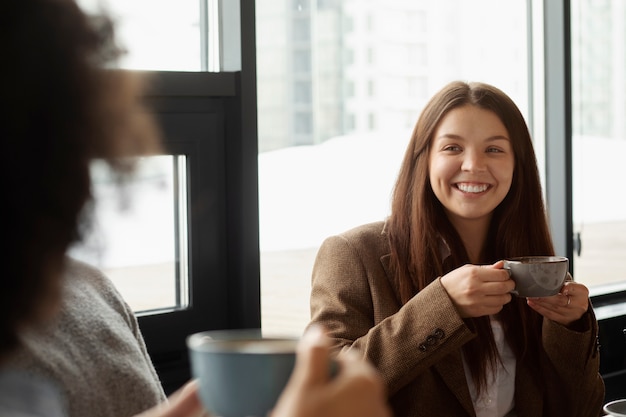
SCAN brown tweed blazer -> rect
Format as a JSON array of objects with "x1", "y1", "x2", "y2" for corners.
[{"x1": 309, "y1": 221, "x2": 605, "y2": 417}]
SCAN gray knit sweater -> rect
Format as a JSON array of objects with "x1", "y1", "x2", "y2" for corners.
[{"x1": 10, "y1": 257, "x2": 166, "y2": 417}]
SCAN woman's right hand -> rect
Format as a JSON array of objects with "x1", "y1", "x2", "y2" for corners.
[
  {"x1": 271, "y1": 326, "x2": 391, "y2": 417},
  {"x1": 440, "y1": 260, "x2": 515, "y2": 318}
]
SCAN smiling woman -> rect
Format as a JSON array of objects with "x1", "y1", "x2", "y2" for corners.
[{"x1": 307, "y1": 81, "x2": 604, "y2": 417}]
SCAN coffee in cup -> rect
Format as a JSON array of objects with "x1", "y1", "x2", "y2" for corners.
[
  {"x1": 187, "y1": 329, "x2": 298, "y2": 417},
  {"x1": 503, "y1": 256, "x2": 569, "y2": 298}
]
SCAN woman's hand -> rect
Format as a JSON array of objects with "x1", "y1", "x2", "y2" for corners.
[
  {"x1": 271, "y1": 326, "x2": 391, "y2": 417},
  {"x1": 440, "y1": 260, "x2": 516, "y2": 318},
  {"x1": 133, "y1": 380, "x2": 209, "y2": 417},
  {"x1": 526, "y1": 280, "x2": 589, "y2": 327}
]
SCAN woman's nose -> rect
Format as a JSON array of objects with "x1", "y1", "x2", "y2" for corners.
[{"x1": 461, "y1": 150, "x2": 486, "y2": 172}]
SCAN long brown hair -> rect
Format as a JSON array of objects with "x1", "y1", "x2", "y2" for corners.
[{"x1": 387, "y1": 81, "x2": 554, "y2": 393}]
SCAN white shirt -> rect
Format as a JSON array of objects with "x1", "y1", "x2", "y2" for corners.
[{"x1": 462, "y1": 317, "x2": 517, "y2": 417}]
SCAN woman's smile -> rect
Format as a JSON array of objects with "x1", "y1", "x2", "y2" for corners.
[{"x1": 454, "y1": 182, "x2": 491, "y2": 194}]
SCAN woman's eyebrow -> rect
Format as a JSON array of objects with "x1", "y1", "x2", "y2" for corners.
[
  {"x1": 434, "y1": 134, "x2": 510, "y2": 142},
  {"x1": 434, "y1": 133, "x2": 463, "y2": 141},
  {"x1": 485, "y1": 135, "x2": 511, "y2": 142}
]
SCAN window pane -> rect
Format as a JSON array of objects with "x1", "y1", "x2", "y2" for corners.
[
  {"x1": 571, "y1": 0, "x2": 626, "y2": 292},
  {"x1": 77, "y1": 0, "x2": 202, "y2": 71},
  {"x1": 257, "y1": 0, "x2": 530, "y2": 336},
  {"x1": 69, "y1": 156, "x2": 189, "y2": 313}
]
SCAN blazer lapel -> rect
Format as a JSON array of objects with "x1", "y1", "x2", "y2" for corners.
[{"x1": 379, "y1": 253, "x2": 402, "y2": 305}]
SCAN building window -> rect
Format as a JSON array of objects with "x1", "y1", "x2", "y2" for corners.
[
  {"x1": 294, "y1": 113, "x2": 313, "y2": 134},
  {"x1": 293, "y1": 49, "x2": 312, "y2": 73},
  {"x1": 294, "y1": 81, "x2": 312, "y2": 104}
]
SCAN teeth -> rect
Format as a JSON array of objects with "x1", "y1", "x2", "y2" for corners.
[{"x1": 457, "y1": 183, "x2": 488, "y2": 193}]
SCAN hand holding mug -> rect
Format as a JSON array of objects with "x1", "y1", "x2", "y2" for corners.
[
  {"x1": 187, "y1": 325, "x2": 390, "y2": 417},
  {"x1": 526, "y1": 280, "x2": 590, "y2": 326},
  {"x1": 440, "y1": 261, "x2": 515, "y2": 318},
  {"x1": 271, "y1": 326, "x2": 391, "y2": 417}
]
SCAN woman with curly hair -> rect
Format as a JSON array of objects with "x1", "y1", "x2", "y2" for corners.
[{"x1": 309, "y1": 81, "x2": 605, "y2": 417}]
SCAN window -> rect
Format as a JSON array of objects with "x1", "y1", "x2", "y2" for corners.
[
  {"x1": 71, "y1": 0, "x2": 259, "y2": 393},
  {"x1": 571, "y1": 0, "x2": 626, "y2": 292},
  {"x1": 569, "y1": 0, "x2": 626, "y2": 399},
  {"x1": 293, "y1": 50, "x2": 312, "y2": 73},
  {"x1": 293, "y1": 17, "x2": 311, "y2": 42},
  {"x1": 367, "y1": 80, "x2": 375, "y2": 97},
  {"x1": 294, "y1": 81, "x2": 312, "y2": 103},
  {"x1": 294, "y1": 113, "x2": 313, "y2": 135},
  {"x1": 367, "y1": 47, "x2": 375, "y2": 64},
  {"x1": 293, "y1": 0, "x2": 310, "y2": 12},
  {"x1": 346, "y1": 81, "x2": 355, "y2": 98},
  {"x1": 70, "y1": 156, "x2": 189, "y2": 313},
  {"x1": 77, "y1": 0, "x2": 202, "y2": 71},
  {"x1": 367, "y1": 112, "x2": 376, "y2": 130},
  {"x1": 408, "y1": 44, "x2": 428, "y2": 67}
]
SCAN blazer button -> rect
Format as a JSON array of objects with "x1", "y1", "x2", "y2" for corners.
[
  {"x1": 434, "y1": 328, "x2": 445, "y2": 339},
  {"x1": 426, "y1": 336, "x2": 437, "y2": 346},
  {"x1": 419, "y1": 344, "x2": 427, "y2": 352}
]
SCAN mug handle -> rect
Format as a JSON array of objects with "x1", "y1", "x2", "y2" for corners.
[{"x1": 502, "y1": 262, "x2": 518, "y2": 295}]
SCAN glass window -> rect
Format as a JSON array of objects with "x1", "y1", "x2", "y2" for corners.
[
  {"x1": 70, "y1": 156, "x2": 189, "y2": 313},
  {"x1": 571, "y1": 0, "x2": 626, "y2": 292},
  {"x1": 293, "y1": 0, "x2": 310, "y2": 12},
  {"x1": 293, "y1": 50, "x2": 312, "y2": 73},
  {"x1": 293, "y1": 17, "x2": 311, "y2": 42},
  {"x1": 294, "y1": 113, "x2": 313, "y2": 135},
  {"x1": 77, "y1": 0, "x2": 202, "y2": 71},
  {"x1": 346, "y1": 81, "x2": 355, "y2": 98},
  {"x1": 368, "y1": 112, "x2": 376, "y2": 130},
  {"x1": 408, "y1": 44, "x2": 428, "y2": 67},
  {"x1": 344, "y1": 16, "x2": 354, "y2": 33},
  {"x1": 367, "y1": 47, "x2": 375, "y2": 64},
  {"x1": 367, "y1": 80, "x2": 375, "y2": 97},
  {"x1": 344, "y1": 49, "x2": 355, "y2": 65},
  {"x1": 256, "y1": 0, "x2": 530, "y2": 336},
  {"x1": 294, "y1": 81, "x2": 313, "y2": 103}
]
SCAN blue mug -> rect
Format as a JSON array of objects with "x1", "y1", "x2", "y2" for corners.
[{"x1": 187, "y1": 329, "x2": 298, "y2": 417}]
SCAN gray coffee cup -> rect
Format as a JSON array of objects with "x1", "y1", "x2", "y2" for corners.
[
  {"x1": 187, "y1": 329, "x2": 298, "y2": 417},
  {"x1": 604, "y1": 399, "x2": 626, "y2": 416},
  {"x1": 503, "y1": 256, "x2": 569, "y2": 298}
]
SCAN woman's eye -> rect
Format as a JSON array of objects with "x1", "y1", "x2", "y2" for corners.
[
  {"x1": 443, "y1": 145, "x2": 461, "y2": 152},
  {"x1": 486, "y1": 147, "x2": 503, "y2": 153}
]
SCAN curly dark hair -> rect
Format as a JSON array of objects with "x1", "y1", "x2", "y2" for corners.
[{"x1": 1, "y1": 0, "x2": 161, "y2": 359}]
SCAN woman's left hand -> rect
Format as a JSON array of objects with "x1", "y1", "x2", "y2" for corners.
[{"x1": 526, "y1": 281, "x2": 589, "y2": 327}]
